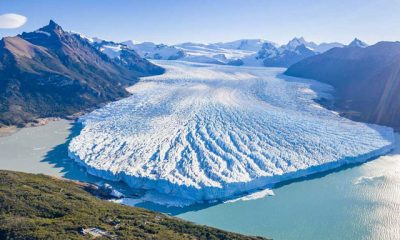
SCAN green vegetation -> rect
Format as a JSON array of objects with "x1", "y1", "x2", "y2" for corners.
[{"x1": 0, "y1": 170, "x2": 267, "y2": 240}]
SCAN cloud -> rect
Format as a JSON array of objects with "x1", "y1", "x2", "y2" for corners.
[{"x1": 0, "y1": 13, "x2": 27, "y2": 29}]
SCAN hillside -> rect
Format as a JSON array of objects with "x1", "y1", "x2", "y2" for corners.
[
  {"x1": 285, "y1": 41, "x2": 400, "y2": 130},
  {"x1": 0, "y1": 170, "x2": 267, "y2": 240},
  {"x1": 0, "y1": 20, "x2": 163, "y2": 127}
]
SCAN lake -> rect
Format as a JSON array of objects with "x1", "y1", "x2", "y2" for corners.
[{"x1": 0, "y1": 120, "x2": 399, "y2": 240}]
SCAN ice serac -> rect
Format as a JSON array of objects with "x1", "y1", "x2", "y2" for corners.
[{"x1": 68, "y1": 61, "x2": 395, "y2": 204}]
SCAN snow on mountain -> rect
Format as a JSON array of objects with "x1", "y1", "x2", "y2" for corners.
[
  {"x1": 99, "y1": 43, "x2": 124, "y2": 59},
  {"x1": 123, "y1": 40, "x2": 185, "y2": 60},
  {"x1": 90, "y1": 37, "x2": 343, "y2": 67},
  {"x1": 282, "y1": 37, "x2": 344, "y2": 53},
  {"x1": 265, "y1": 44, "x2": 316, "y2": 67},
  {"x1": 240, "y1": 37, "x2": 346, "y2": 67},
  {"x1": 68, "y1": 61, "x2": 394, "y2": 206},
  {"x1": 283, "y1": 37, "x2": 316, "y2": 51},
  {"x1": 281, "y1": 37, "x2": 344, "y2": 53},
  {"x1": 174, "y1": 41, "x2": 256, "y2": 61},
  {"x1": 208, "y1": 39, "x2": 275, "y2": 52},
  {"x1": 241, "y1": 40, "x2": 317, "y2": 67},
  {"x1": 348, "y1": 38, "x2": 368, "y2": 48},
  {"x1": 86, "y1": 39, "x2": 127, "y2": 59},
  {"x1": 69, "y1": 31, "x2": 103, "y2": 44},
  {"x1": 123, "y1": 40, "x2": 258, "y2": 64}
]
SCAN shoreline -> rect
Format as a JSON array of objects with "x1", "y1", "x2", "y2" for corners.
[
  {"x1": 0, "y1": 117, "x2": 70, "y2": 138},
  {"x1": 0, "y1": 108, "x2": 91, "y2": 138},
  {"x1": 0, "y1": 125, "x2": 18, "y2": 137}
]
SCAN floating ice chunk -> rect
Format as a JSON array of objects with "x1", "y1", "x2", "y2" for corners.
[
  {"x1": 110, "y1": 198, "x2": 144, "y2": 206},
  {"x1": 224, "y1": 189, "x2": 275, "y2": 203},
  {"x1": 110, "y1": 190, "x2": 196, "y2": 207},
  {"x1": 354, "y1": 175, "x2": 387, "y2": 185}
]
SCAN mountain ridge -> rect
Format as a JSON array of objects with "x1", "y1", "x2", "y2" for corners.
[
  {"x1": 106, "y1": 37, "x2": 348, "y2": 67},
  {"x1": 0, "y1": 20, "x2": 163, "y2": 127},
  {"x1": 285, "y1": 41, "x2": 400, "y2": 129}
]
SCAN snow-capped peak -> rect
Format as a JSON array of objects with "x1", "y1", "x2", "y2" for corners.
[
  {"x1": 121, "y1": 40, "x2": 139, "y2": 49},
  {"x1": 283, "y1": 37, "x2": 345, "y2": 53},
  {"x1": 69, "y1": 31, "x2": 104, "y2": 44},
  {"x1": 208, "y1": 39, "x2": 275, "y2": 52},
  {"x1": 123, "y1": 41, "x2": 185, "y2": 60},
  {"x1": 284, "y1": 37, "x2": 317, "y2": 51},
  {"x1": 285, "y1": 37, "x2": 305, "y2": 47}
]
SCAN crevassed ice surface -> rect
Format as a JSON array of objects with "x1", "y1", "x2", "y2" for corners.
[{"x1": 68, "y1": 60, "x2": 394, "y2": 201}]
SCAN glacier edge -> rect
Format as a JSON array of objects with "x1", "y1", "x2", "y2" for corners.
[{"x1": 67, "y1": 61, "x2": 395, "y2": 205}]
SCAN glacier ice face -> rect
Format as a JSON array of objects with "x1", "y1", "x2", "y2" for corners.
[{"x1": 68, "y1": 61, "x2": 394, "y2": 203}]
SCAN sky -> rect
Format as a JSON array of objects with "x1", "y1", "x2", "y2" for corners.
[{"x1": 0, "y1": 0, "x2": 399, "y2": 45}]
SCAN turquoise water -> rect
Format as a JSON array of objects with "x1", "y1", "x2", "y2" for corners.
[
  {"x1": 0, "y1": 120, "x2": 136, "y2": 196},
  {"x1": 176, "y1": 138, "x2": 400, "y2": 240},
  {"x1": 1, "y1": 121, "x2": 399, "y2": 239}
]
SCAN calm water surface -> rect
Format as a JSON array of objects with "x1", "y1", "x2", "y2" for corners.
[
  {"x1": 0, "y1": 121, "x2": 399, "y2": 240},
  {"x1": 177, "y1": 143, "x2": 400, "y2": 240}
]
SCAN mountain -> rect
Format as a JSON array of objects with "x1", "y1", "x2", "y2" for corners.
[
  {"x1": 123, "y1": 40, "x2": 186, "y2": 60},
  {"x1": 315, "y1": 42, "x2": 344, "y2": 53},
  {"x1": 90, "y1": 40, "x2": 165, "y2": 73},
  {"x1": 239, "y1": 37, "x2": 346, "y2": 67},
  {"x1": 126, "y1": 40, "x2": 268, "y2": 64},
  {"x1": 118, "y1": 37, "x2": 344, "y2": 67},
  {"x1": 208, "y1": 39, "x2": 273, "y2": 51},
  {"x1": 0, "y1": 170, "x2": 267, "y2": 240},
  {"x1": 264, "y1": 43, "x2": 316, "y2": 67},
  {"x1": 0, "y1": 20, "x2": 163, "y2": 127},
  {"x1": 285, "y1": 41, "x2": 400, "y2": 129},
  {"x1": 282, "y1": 37, "x2": 316, "y2": 50},
  {"x1": 348, "y1": 38, "x2": 368, "y2": 48},
  {"x1": 174, "y1": 41, "x2": 257, "y2": 63},
  {"x1": 282, "y1": 37, "x2": 344, "y2": 53},
  {"x1": 241, "y1": 38, "x2": 318, "y2": 67}
]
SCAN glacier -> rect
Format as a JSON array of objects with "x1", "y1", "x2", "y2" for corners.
[{"x1": 68, "y1": 60, "x2": 395, "y2": 205}]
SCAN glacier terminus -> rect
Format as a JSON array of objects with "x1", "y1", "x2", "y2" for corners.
[{"x1": 68, "y1": 61, "x2": 394, "y2": 206}]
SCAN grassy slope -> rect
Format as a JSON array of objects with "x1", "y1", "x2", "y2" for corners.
[{"x1": 0, "y1": 170, "x2": 267, "y2": 240}]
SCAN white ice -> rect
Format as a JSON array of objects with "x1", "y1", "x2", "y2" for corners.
[
  {"x1": 354, "y1": 175, "x2": 387, "y2": 185},
  {"x1": 224, "y1": 189, "x2": 275, "y2": 203},
  {"x1": 68, "y1": 61, "x2": 394, "y2": 204}
]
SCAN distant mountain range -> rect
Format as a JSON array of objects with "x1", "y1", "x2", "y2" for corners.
[
  {"x1": 285, "y1": 41, "x2": 400, "y2": 130},
  {"x1": 0, "y1": 20, "x2": 163, "y2": 127},
  {"x1": 91, "y1": 37, "x2": 367, "y2": 68}
]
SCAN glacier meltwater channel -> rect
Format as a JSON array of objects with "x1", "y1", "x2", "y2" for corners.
[{"x1": 68, "y1": 61, "x2": 394, "y2": 205}]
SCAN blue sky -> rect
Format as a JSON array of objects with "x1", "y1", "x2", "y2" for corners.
[{"x1": 0, "y1": 0, "x2": 399, "y2": 45}]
